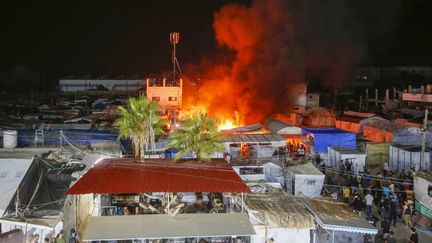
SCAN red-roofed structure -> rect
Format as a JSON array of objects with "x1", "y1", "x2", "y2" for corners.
[{"x1": 66, "y1": 158, "x2": 250, "y2": 194}]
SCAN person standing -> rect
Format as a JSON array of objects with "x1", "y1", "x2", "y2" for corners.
[
  {"x1": 343, "y1": 187, "x2": 351, "y2": 204},
  {"x1": 385, "y1": 231, "x2": 396, "y2": 243},
  {"x1": 388, "y1": 199, "x2": 397, "y2": 226},
  {"x1": 403, "y1": 201, "x2": 413, "y2": 227},
  {"x1": 69, "y1": 228, "x2": 79, "y2": 243},
  {"x1": 352, "y1": 194, "x2": 363, "y2": 216},
  {"x1": 365, "y1": 191, "x2": 374, "y2": 218},
  {"x1": 56, "y1": 230, "x2": 66, "y2": 243},
  {"x1": 407, "y1": 227, "x2": 418, "y2": 243}
]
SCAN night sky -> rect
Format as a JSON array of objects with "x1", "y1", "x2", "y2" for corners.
[{"x1": 0, "y1": 0, "x2": 432, "y2": 90}]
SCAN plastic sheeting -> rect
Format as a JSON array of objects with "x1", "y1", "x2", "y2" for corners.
[
  {"x1": 285, "y1": 163, "x2": 325, "y2": 198},
  {"x1": 327, "y1": 146, "x2": 366, "y2": 173},
  {"x1": 392, "y1": 127, "x2": 432, "y2": 147},
  {"x1": 5, "y1": 158, "x2": 74, "y2": 217},
  {"x1": 263, "y1": 162, "x2": 285, "y2": 187},
  {"x1": 302, "y1": 128, "x2": 356, "y2": 153},
  {"x1": 0, "y1": 158, "x2": 33, "y2": 216},
  {"x1": 252, "y1": 227, "x2": 311, "y2": 243},
  {"x1": 389, "y1": 145, "x2": 432, "y2": 172}
]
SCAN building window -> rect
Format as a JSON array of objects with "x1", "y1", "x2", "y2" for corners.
[
  {"x1": 152, "y1": 97, "x2": 160, "y2": 101},
  {"x1": 169, "y1": 96, "x2": 177, "y2": 101}
]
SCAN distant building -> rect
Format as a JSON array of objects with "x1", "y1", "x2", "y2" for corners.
[
  {"x1": 146, "y1": 78, "x2": 182, "y2": 114},
  {"x1": 59, "y1": 78, "x2": 146, "y2": 92}
]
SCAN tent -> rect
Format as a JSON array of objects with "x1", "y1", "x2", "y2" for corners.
[
  {"x1": 0, "y1": 158, "x2": 33, "y2": 216},
  {"x1": 365, "y1": 142, "x2": 389, "y2": 169},
  {"x1": 284, "y1": 163, "x2": 325, "y2": 198},
  {"x1": 302, "y1": 109, "x2": 335, "y2": 128},
  {"x1": 327, "y1": 146, "x2": 366, "y2": 173},
  {"x1": 392, "y1": 127, "x2": 432, "y2": 147},
  {"x1": 389, "y1": 144, "x2": 432, "y2": 172},
  {"x1": 361, "y1": 117, "x2": 397, "y2": 142},
  {"x1": 263, "y1": 162, "x2": 285, "y2": 187},
  {"x1": 301, "y1": 128, "x2": 356, "y2": 153}
]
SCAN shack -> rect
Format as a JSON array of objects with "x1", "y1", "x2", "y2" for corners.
[
  {"x1": 301, "y1": 128, "x2": 356, "y2": 154},
  {"x1": 327, "y1": 146, "x2": 366, "y2": 173},
  {"x1": 361, "y1": 117, "x2": 397, "y2": 142},
  {"x1": 300, "y1": 197, "x2": 377, "y2": 243},
  {"x1": 284, "y1": 163, "x2": 325, "y2": 198},
  {"x1": 221, "y1": 134, "x2": 286, "y2": 164},
  {"x1": 245, "y1": 192, "x2": 315, "y2": 243}
]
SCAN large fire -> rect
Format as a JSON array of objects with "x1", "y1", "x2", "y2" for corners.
[{"x1": 217, "y1": 119, "x2": 236, "y2": 131}]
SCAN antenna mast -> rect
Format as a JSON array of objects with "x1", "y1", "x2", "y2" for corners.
[{"x1": 170, "y1": 32, "x2": 180, "y2": 84}]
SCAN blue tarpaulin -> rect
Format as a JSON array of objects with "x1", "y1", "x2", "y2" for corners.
[{"x1": 302, "y1": 128, "x2": 356, "y2": 153}]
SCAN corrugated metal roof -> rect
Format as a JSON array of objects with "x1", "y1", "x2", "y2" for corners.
[
  {"x1": 66, "y1": 158, "x2": 250, "y2": 194},
  {"x1": 221, "y1": 134, "x2": 285, "y2": 144}
]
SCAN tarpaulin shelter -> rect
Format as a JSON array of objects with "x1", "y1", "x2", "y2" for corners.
[
  {"x1": 301, "y1": 128, "x2": 356, "y2": 153},
  {"x1": 361, "y1": 117, "x2": 397, "y2": 142},
  {"x1": 284, "y1": 163, "x2": 325, "y2": 198},
  {"x1": 335, "y1": 116, "x2": 362, "y2": 134},
  {"x1": 302, "y1": 109, "x2": 335, "y2": 128},
  {"x1": 365, "y1": 142, "x2": 389, "y2": 169},
  {"x1": 0, "y1": 158, "x2": 33, "y2": 217},
  {"x1": 264, "y1": 119, "x2": 302, "y2": 134},
  {"x1": 392, "y1": 127, "x2": 432, "y2": 147},
  {"x1": 263, "y1": 162, "x2": 285, "y2": 187},
  {"x1": 327, "y1": 146, "x2": 366, "y2": 173},
  {"x1": 389, "y1": 144, "x2": 432, "y2": 172}
]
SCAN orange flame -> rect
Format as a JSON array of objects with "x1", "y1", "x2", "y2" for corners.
[{"x1": 218, "y1": 119, "x2": 236, "y2": 131}]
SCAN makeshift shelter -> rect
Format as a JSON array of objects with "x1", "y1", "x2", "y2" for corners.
[
  {"x1": 394, "y1": 118, "x2": 421, "y2": 128},
  {"x1": 264, "y1": 119, "x2": 302, "y2": 134},
  {"x1": 300, "y1": 197, "x2": 377, "y2": 243},
  {"x1": 303, "y1": 109, "x2": 335, "y2": 127},
  {"x1": 284, "y1": 163, "x2": 325, "y2": 198},
  {"x1": 263, "y1": 162, "x2": 285, "y2": 187},
  {"x1": 327, "y1": 146, "x2": 366, "y2": 173},
  {"x1": 302, "y1": 128, "x2": 356, "y2": 154},
  {"x1": 389, "y1": 144, "x2": 432, "y2": 172},
  {"x1": 335, "y1": 116, "x2": 362, "y2": 133},
  {"x1": 365, "y1": 142, "x2": 389, "y2": 169},
  {"x1": 0, "y1": 157, "x2": 75, "y2": 241},
  {"x1": 0, "y1": 158, "x2": 33, "y2": 216},
  {"x1": 392, "y1": 126, "x2": 432, "y2": 147},
  {"x1": 245, "y1": 193, "x2": 315, "y2": 243},
  {"x1": 413, "y1": 172, "x2": 432, "y2": 229},
  {"x1": 65, "y1": 158, "x2": 255, "y2": 242},
  {"x1": 221, "y1": 134, "x2": 286, "y2": 163},
  {"x1": 361, "y1": 117, "x2": 397, "y2": 142}
]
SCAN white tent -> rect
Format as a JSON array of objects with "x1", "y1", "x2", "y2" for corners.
[
  {"x1": 327, "y1": 146, "x2": 366, "y2": 173},
  {"x1": 263, "y1": 162, "x2": 285, "y2": 187},
  {"x1": 389, "y1": 144, "x2": 432, "y2": 172},
  {"x1": 414, "y1": 172, "x2": 432, "y2": 219},
  {"x1": 284, "y1": 163, "x2": 325, "y2": 198},
  {"x1": 0, "y1": 158, "x2": 34, "y2": 216}
]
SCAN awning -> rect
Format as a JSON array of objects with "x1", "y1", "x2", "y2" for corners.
[{"x1": 83, "y1": 213, "x2": 255, "y2": 241}]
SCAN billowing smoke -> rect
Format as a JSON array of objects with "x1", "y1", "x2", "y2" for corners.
[{"x1": 183, "y1": 0, "x2": 366, "y2": 124}]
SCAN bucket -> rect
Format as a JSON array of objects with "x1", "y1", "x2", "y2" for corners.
[{"x1": 3, "y1": 130, "x2": 18, "y2": 149}]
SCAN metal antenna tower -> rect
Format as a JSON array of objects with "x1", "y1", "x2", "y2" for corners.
[{"x1": 170, "y1": 32, "x2": 180, "y2": 84}]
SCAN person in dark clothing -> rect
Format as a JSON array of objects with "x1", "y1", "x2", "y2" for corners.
[
  {"x1": 315, "y1": 153, "x2": 321, "y2": 166},
  {"x1": 381, "y1": 218, "x2": 391, "y2": 240},
  {"x1": 385, "y1": 231, "x2": 396, "y2": 243},
  {"x1": 389, "y1": 200, "x2": 397, "y2": 226},
  {"x1": 408, "y1": 227, "x2": 418, "y2": 243},
  {"x1": 352, "y1": 194, "x2": 363, "y2": 216}
]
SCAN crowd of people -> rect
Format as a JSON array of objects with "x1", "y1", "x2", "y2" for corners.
[{"x1": 317, "y1": 154, "x2": 419, "y2": 242}]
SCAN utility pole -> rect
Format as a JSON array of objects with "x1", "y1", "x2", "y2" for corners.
[
  {"x1": 420, "y1": 109, "x2": 428, "y2": 170},
  {"x1": 170, "y1": 32, "x2": 180, "y2": 84}
]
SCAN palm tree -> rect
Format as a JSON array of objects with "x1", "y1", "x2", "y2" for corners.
[
  {"x1": 169, "y1": 112, "x2": 224, "y2": 162},
  {"x1": 114, "y1": 95, "x2": 164, "y2": 160}
]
